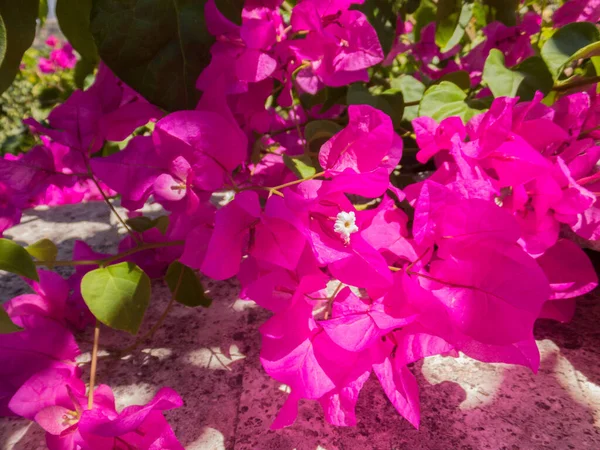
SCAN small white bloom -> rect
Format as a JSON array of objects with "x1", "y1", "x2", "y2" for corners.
[{"x1": 334, "y1": 211, "x2": 358, "y2": 244}]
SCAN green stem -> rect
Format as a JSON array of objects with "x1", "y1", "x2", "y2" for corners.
[
  {"x1": 34, "y1": 240, "x2": 185, "y2": 268},
  {"x1": 88, "y1": 320, "x2": 101, "y2": 409},
  {"x1": 552, "y1": 75, "x2": 600, "y2": 93},
  {"x1": 84, "y1": 158, "x2": 141, "y2": 245}
]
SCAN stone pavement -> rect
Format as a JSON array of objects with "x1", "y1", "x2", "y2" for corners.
[{"x1": 1, "y1": 202, "x2": 600, "y2": 450}]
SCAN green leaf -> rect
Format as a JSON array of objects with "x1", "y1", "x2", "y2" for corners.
[
  {"x1": 391, "y1": 75, "x2": 425, "y2": 122},
  {"x1": 541, "y1": 22, "x2": 600, "y2": 78},
  {"x1": 57, "y1": 0, "x2": 99, "y2": 63},
  {"x1": 304, "y1": 120, "x2": 343, "y2": 154},
  {"x1": 483, "y1": 49, "x2": 553, "y2": 101},
  {"x1": 25, "y1": 239, "x2": 58, "y2": 264},
  {"x1": 74, "y1": 57, "x2": 97, "y2": 89},
  {"x1": 154, "y1": 216, "x2": 170, "y2": 234},
  {"x1": 283, "y1": 154, "x2": 317, "y2": 179},
  {"x1": 38, "y1": 0, "x2": 48, "y2": 27},
  {"x1": 0, "y1": 15, "x2": 6, "y2": 65},
  {"x1": 0, "y1": 238, "x2": 39, "y2": 281},
  {"x1": 413, "y1": 0, "x2": 436, "y2": 42},
  {"x1": 81, "y1": 262, "x2": 151, "y2": 334},
  {"x1": 0, "y1": 1, "x2": 39, "y2": 94},
  {"x1": 0, "y1": 308, "x2": 22, "y2": 334},
  {"x1": 435, "y1": 0, "x2": 461, "y2": 49},
  {"x1": 439, "y1": 3, "x2": 473, "y2": 53},
  {"x1": 435, "y1": 70, "x2": 471, "y2": 91},
  {"x1": 483, "y1": 0, "x2": 518, "y2": 26},
  {"x1": 165, "y1": 261, "x2": 211, "y2": 307},
  {"x1": 319, "y1": 86, "x2": 347, "y2": 114},
  {"x1": 419, "y1": 81, "x2": 481, "y2": 123},
  {"x1": 214, "y1": 0, "x2": 244, "y2": 26},
  {"x1": 91, "y1": 0, "x2": 214, "y2": 111},
  {"x1": 126, "y1": 215, "x2": 170, "y2": 234}
]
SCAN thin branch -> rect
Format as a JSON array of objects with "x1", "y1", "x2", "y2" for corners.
[{"x1": 88, "y1": 320, "x2": 101, "y2": 409}]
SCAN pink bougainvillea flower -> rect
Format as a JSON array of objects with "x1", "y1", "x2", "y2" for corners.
[
  {"x1": 50, "y1": 43, "x2": 76, "y2": 70},
  {"x1": 319, "y1": 105, "x2": 394, "y2": 174},
  {"x1": 462, "y1": 13, "x2": 540, "y2": 83},
  {"x1": 38, "y1": 57, "x2": 56, "y2": 73},
  {"x1": 0, "y1": 313, "x2": 79, "y2": 416},
  {"x1": 425, "y1": 242, "x2": 550, "y2": 346},
  {"x1": 320, "y1": 288, "x2": 417, "y2": 352},
  {"x1": 0, "y1": 181, "x2": 22, "y2": 235},
  {"x1": 10, "y1": 369, "x2": 184, "y2": 450},
  {"x1": 200, "y1": 191, "x2": 261, "y2": 279},
  {"x1": 45, "y1": 35, "x2": 59, "y2": 48},
  {"x1": 536, "y1": 238, "x2": 598, "y2": 300},
  {"x1": 260, "y1": 294, "x2": 372, "y2": 428},
  {"x1": 284, "y1": 180, "x2": 393, "y2": 289},
  {"x1": 553, "y1": 0, "x2": 600, "y2": 26},
  {"x1": 26, "y1": 63, "x2": 161, "y2": 155},
  {"x1": 290, "y1": 0, "x2": 383, "y2": 88}
]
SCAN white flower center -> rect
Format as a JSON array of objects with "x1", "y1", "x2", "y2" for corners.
[{"x1": 334, "y1": 211, "x2": 358, "y2": 244}]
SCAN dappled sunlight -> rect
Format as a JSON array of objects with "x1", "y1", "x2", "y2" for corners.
[
  {"x1": 186, "y1": 426, "x2": 226, "y2": 449},
  {"x1": 185, "y1": 344, "x2": 246, "y2": 371}
]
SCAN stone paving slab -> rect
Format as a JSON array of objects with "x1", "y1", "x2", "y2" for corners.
[{"x1": 1, "y1": 202, "x2": 600, "y2": 450}]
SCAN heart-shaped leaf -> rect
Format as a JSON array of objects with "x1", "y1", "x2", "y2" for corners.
[
  {"x1": 483, "y1": 49, "x2": 553, "y2": 100},
  {"x1": 419, "y1": 81, "x2": 482, "y2": 123},
  {"x1": 0, "y1": 238, "x2": 39, "y2": 281},
  {"x1": 81, "y1": 262, "x2": 151, "y2": 334},
  {"x1": 165, "y1": 261, "x2": 211, "y2": 307},
  {"x1": 0, "y1": 1, "x2": 38, "y2": 94},
  {"x1": 541, "y1": 22, "x2": 600, "y2": 78},
  {"x1": 25, "y1": 239, "x2": 58, "y2": 264}
]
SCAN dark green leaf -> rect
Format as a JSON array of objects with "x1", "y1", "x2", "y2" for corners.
[
  {"x1": 91, "y1": 0, "x2": 214, "y2": 111},
  {"x1": 283, "y1": 154, "x2": 317, "y2": 179},
  {"x1": 483, "y1": 0, "x2": 518, "y2": 26},
  {"x1": 154, "y1": 216, "x2": 170, "y2": 234},
  {"x1": 435, "y1": 70, "x2": 471, "y2": 91},
  {"x1": 81, "y1": 262, "x2": 151, "y2": 334},
  {"x1": 483, "y1": 49, "x2": 553, "y2": 101},
  {"x1": 320, "y1": 86, "x2": 348, "y2": 114},
  {"x1": 435, "y1": 0, "x2": 461, "y2": 49},
  {"x1": 214, "y1": 0, "x2": 244, "y2": 25},
  {"x1": 391, "y1": 75, "x2": 425, "y2": 121},
  {"x1": 304, "y1": 120, "x2": 343, "y2": 154},
  {"x1": 25, "y1": 239, "x2": 58, "y2": 263},
  {"x1": 126, "y1": 215, "x2": 170, "y2": 234},
  {"x1": 541, "y1": 22, "x2": 600, "y2": 78},
  {"x1": 74, "y1": 57, "x2": 97, "y2": 89},
  {"x1": 419, "y1": 81, "x2": 482, "y2": 123},
  {"x1": 0, "y1": 1, "x2": 39, "y2": 94},
  {"x1": 56, "y1": 0, "x2": 99, "y2": 64},
  {"x1": 439, "y1": 3, "x2": 473, "y2": 53},
  {"x1": 414, "y1": 0, "x2": 436, "y2": 42},
  {"x1": 0, "y1": 308, "x2": 22, "y2": 334},
  {"x1": 0, "y1": 238, "x2": 39, "y2": 281},
  {"x1": 165, "y1": 261, "x2": 211, "y2": 307},
  {"x1": 0, "y1": 15, "x2": 6, "y2": 65}
]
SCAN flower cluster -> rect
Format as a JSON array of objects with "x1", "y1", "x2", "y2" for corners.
[
  {"x1": 2, "y1": 0, "x2": 600, "y2": 446},
  {"x1": 38, "y1": 35, "x2": 77, "y2": 74}
]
